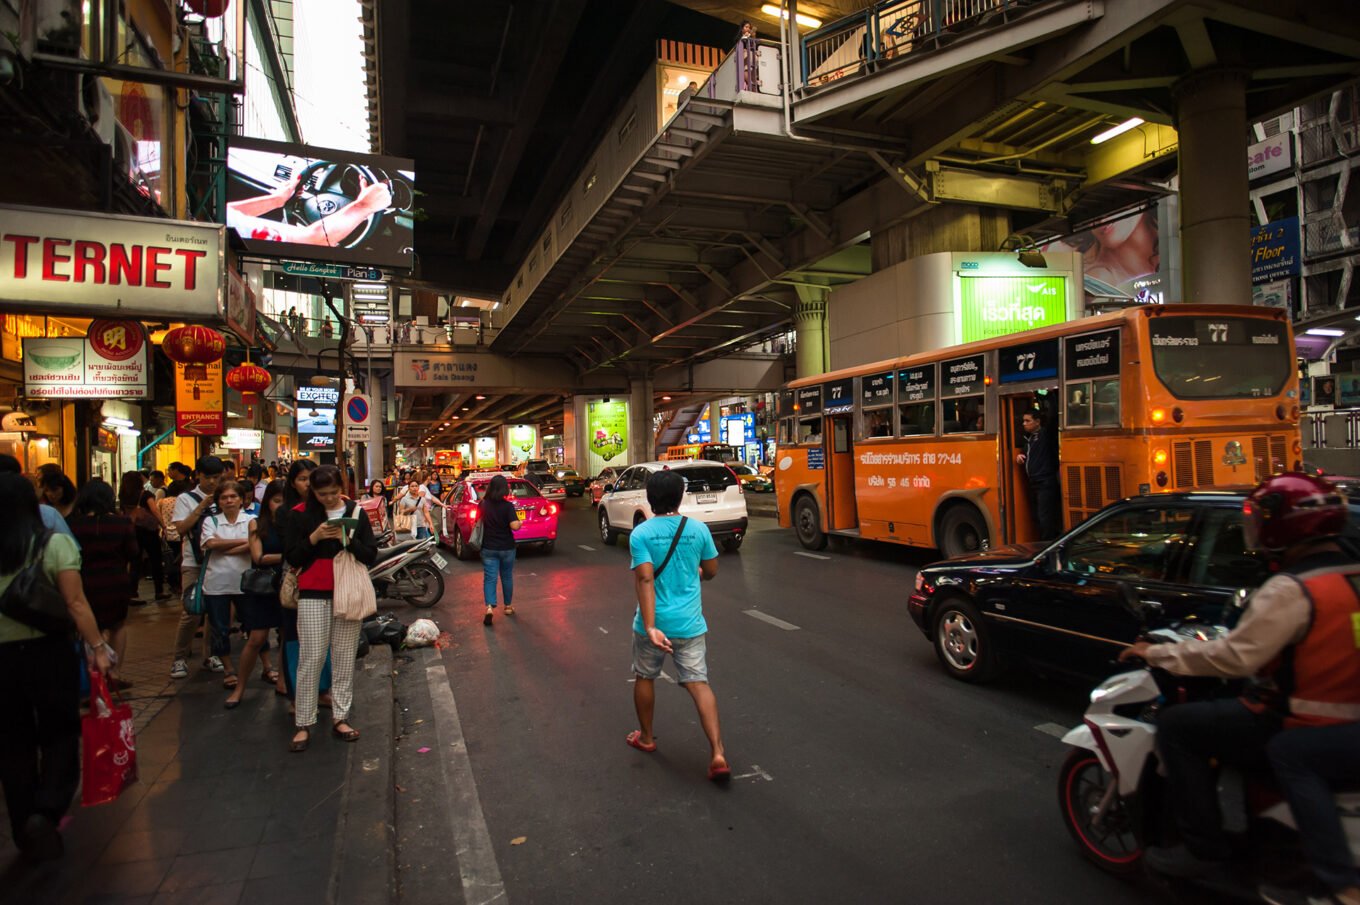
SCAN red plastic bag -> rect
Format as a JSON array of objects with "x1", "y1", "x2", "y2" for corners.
[{"x1": 81, "y1": 671, "x2": 137, "y2": 807}]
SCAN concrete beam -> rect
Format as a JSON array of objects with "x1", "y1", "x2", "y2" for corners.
[{"x1": 653, "y1": 355, "x2": 789, "y2": 394}]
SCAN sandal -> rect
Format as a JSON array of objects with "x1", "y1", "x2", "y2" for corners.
[
  {"x1": 260, "y1": 668, "x2": 280, "y2": 686},
  {"x1": 289, "y1": 728, "x2": 310, "y2": 753},
  {"x1": 332, "y1": 720, "x2": 360, "y2": 742},
  {"x1": 503, "y1": 605, "x2": 515, "y2": 616},
  {"x1": 222, "y1": 673, "x2": 239, "y2": 690},
  {"x1": 483, "y1": 607, "x2": 494, "y2": 626}
]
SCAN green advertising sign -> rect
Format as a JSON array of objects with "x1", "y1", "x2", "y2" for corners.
[
  {"x1": 958, "y1": 275, "x2": 1068, "y2": 343},
  {"x1": 507, "y1": 424, "x2": 537, "y2": 464},
  {"x1": 588, "y1": 401, "x2": 629, "y2": 463}
]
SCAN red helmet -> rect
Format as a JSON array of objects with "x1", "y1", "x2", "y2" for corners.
[{"x1": 1243, "y1": 472, "x2": 1349, "y2": 552}]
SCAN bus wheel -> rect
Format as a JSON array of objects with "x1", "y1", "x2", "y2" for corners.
[
  {"x1": 939, "y1": 504, "x2": 988, "y2": 559},
  {"x1": 793, "y1": 496, "x2": 828, "y2": 550}
]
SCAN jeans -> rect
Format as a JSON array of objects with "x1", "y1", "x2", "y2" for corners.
[
  {"x1": 0, "y1": 635, "x2": 80, "y2": 841},
  {"x1": 1157, "y1": 699, "x2": 1280, "y2": 860},
  {"x1": 1268, "y1": 723, "x2": 1360, "y2": 892},
  {"x1": 416, "y1": 526, "x2": 431, "y2": 540},
  {"x1": 481, "y1": 548, "x2": 516, "y2": 606},
  {"x1": 200, "y1": 594, "x2": 238, "y2": 658}
]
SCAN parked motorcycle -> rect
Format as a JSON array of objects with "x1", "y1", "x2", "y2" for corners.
[
  {"x1": 369, "y1": 534, "x2": 446, "y2": 608},
  {"x1": 1057, "y1": 591, "x2": 1360, "y2": 898}
]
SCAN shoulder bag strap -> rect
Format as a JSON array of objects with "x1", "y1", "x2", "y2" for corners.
[{"x1": 652, "y1": 516, "x2": 688, "y2": 580}]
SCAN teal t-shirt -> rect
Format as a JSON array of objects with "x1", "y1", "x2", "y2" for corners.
[
  {"x1": 630, "y1": 516, "x2": 719, "y2": 639},
  {"x1": 0, "y1": 532, "x2": 82, "y2": 644}
]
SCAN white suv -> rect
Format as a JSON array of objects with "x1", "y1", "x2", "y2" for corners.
[{"x1": 597, "y1": 460, "x2": 749, "y2": 552}]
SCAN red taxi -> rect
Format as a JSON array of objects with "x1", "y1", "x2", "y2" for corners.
[{"x1": 439, "y1": 472, "x2": 559, "y2": 559}]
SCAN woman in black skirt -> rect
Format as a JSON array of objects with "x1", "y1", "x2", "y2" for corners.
[{"x1": 226, "y1": 479, "x2": 285, "y2": 708}]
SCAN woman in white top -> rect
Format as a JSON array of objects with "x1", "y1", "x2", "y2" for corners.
[
  {"x1": 198, "y1": 481, "x2": 256, "y2": 692},
  {"x1": 394, "y1": 479, "x2": 436, "y2": 540}
]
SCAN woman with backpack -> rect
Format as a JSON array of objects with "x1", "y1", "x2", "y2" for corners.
[
  {"x1": 0, "y1": 474, "x2": 112, "y2": 861},
  {"x1": 196, "y1": 481, "x2": 255, "y2": 691},
  {"x1": 284, "y1": 465, "x2": 378, "y2": 752},
  {"x1": 69, "y1": 479, "x2": 140, "y2": 690}
]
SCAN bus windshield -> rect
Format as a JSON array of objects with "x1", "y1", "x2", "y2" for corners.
[
  {"x1": 1149, "y1": 316, "x2": 1291, "y2": 399},
  {"x1": 703, "y1": 444, "x2": 738, "y2": 463}
]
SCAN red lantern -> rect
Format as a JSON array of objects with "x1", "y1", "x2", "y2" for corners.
[
  {"x1": 185, "y1": 0, "x2": 231, "y2": 18},
  {"x1": 226, "y1": 362, "x2": 271, "y2": 406},
  {"x1": 162, "y1": 325, "x2": 226, "y2": 382}
]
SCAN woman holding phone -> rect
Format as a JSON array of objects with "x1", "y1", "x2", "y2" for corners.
[{"x1": 284, "y1": 465, "x2": 378, "y2": 752}]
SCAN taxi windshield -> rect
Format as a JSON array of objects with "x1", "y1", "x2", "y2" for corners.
[{"x1": 1149, "y1": 316, "x2": 1291, "y2": 399}]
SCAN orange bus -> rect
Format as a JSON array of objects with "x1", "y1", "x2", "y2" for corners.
[
  {"x1": 662, "y1": 442, "x2": 739, "y2": 463},
  {"x1": 775, "y1": 304, "x2": 1301, "y2": 557}
]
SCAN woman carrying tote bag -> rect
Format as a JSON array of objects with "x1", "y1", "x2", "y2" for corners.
[{"x1": 283, "y1": 465, "x2": 378, "y2": 752}]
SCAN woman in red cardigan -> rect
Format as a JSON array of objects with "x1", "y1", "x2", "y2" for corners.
[{"x1": 282, "y1": 465, "x2": 378, "y2": 752}]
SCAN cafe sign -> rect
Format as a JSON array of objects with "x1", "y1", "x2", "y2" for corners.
[
  {"x1": 23, "y1": 319, "x2": 150, "y2": 399},
  {"x1": 0, "y1": 204, "x2": 224, "y2": 319}
]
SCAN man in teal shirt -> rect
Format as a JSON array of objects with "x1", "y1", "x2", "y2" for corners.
[{"x1": 626, "y1": 469, "x2": 729, "y2": 781}]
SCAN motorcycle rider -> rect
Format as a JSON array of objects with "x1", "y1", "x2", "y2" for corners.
[{"x1": 1118, "y1": 472, "x2": 1360, "y2": 898}]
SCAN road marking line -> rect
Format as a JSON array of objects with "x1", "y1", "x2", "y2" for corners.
[
  {"x1": 794, "y1": 551, "x2": 831, "y2": 561},
  {"x1": 1034, "y1": 722, "x2": 1070, "y2": 739},
  {"x1": 743, "y1": 609, "x2": 801, "y2": 631},
  {"x1": 578, "y1": 544, "x2": 597, "y2": 552},
  {"x1": 598, "y1": 627, "x2": 609, "y2": 634},
  {"x1": 425, "y1": 658, "x2": 507, "y2": 904},
  {"x1": 733, "y1": 764, "x2": 774, "y2": 782}
]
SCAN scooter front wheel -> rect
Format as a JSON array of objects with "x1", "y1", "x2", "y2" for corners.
[
  {"x1": 401, "y1": 562, "x2": 445, "y2": 608},
  {"x1": 1058, "y1": 748, "x2": 1143, "y2": 875}
]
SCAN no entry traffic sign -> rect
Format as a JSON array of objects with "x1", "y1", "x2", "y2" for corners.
[{"x1": 343, "y1": 393, "x2": 372, "y2": 444}]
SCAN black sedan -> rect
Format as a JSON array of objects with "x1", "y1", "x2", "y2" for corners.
[{"x1": 907, "y1": 491, "x2": 1320, "y2": 683}]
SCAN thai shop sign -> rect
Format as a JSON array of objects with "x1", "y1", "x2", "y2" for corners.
[
  {"x1": 0, "y1": 204, "x2": 224, "y2": 318},
  {"x1": 22, "y1": 319, "x2": 150, "y2": 399},
  {"x1": 1251, "y1": 217, "x2": 1300, "y2": 284},
  {"x1": 957, "y1": 275, "x2": 1068, "y2": 343}
]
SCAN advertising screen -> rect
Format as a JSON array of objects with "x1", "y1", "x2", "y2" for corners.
[
  {"x1": 957, "y1": 275, "x2": 1068, "y2": 343},
  {"x1": 227, "y1": 137, "x2": 415, "y2": 270},
  {"x1": 297, "y1": 408, "x2": 337, "y2": 434}
]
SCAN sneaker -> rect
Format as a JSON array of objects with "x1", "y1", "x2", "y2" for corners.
[
  {"x1": 1261, "y1": 883, "x2": 1352, "y2": 905},
  {"x1": 204, "y1": 656, "x2": 225, "y2": 673},
  {"x1": 1143, "y1": 844, "x2": 1229, "y2": 880},
  {"x1": 169, "y1": 659, "x2": 189, "y2": 679},
  {"x1": 19, "y1": 814, "x2": 63, "y2": 863}
]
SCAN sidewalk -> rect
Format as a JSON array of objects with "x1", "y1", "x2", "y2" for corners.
[{"x1": 0, "y1": 589, "x2": 397, "y2": 905}]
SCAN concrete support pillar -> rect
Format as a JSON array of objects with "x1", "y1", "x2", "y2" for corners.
[
  {"x1": 364, "y1": 376, "x2": 384, "y2": 487},
  {"x1": 1174, "y1": 68, "x2": 1252, "y2": 305},
  {"x1": 871, "y1": 204, "x2": 1010, "y2": 268},
  {"x1": 629, "y1": 377, "x2": 655, "y2": 465},
  {"x1": 794, "y1": 284, "x2": 829, "y2": 379},
  {"x1": 562, "y1": 399, "x2": 578, "y2": 469}
]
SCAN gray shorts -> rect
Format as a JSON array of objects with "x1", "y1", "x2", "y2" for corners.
[{"x1": 632, "y1": 632, "x2": 708, "y2": 684}]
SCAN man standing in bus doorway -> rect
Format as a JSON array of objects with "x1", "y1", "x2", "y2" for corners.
[{"x1": 1016, "y1": 408, "x2": 1061, "y2": 540}]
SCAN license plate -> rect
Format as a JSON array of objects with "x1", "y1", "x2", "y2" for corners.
[
  {"x1": 429, "y1": 552, "x2": 448, "y2": 570},
  {"x1": 697, "y1": 494, "x2": 718, "y2": 505},
  {"x1": 517, "y1": 510, "x2": 529, "y2": 521}
]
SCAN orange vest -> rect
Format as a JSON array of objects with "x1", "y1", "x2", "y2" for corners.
[{"x1": 1286, "y1": 567, "x2": 1360, "y2": 729}]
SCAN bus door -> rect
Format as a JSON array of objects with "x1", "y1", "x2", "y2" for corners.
[
  {"x1": 825, "y1": 414, "x2": 858, "y2": 531},
  {"x1": 1001, "y1": 390, "x2": 1060, "y2": 544},
  {"x1": 1001, "y1": 393, "x2": 1038, "y2": 544}
]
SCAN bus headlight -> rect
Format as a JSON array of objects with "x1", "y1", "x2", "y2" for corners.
[
  {"x1": 1156, "y1": 471, "x2": 1169, "y2": 487},
  {"x1": 1151, "y1": 408, "x2": 1167, "y2": 424},
  {"x1": 1153, "y1": 448, "x2": 1168, "y2": 466}
]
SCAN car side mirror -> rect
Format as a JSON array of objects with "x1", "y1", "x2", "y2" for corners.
[{"x1": 603, "y1": 483, "x2": 614, "y2": 493}]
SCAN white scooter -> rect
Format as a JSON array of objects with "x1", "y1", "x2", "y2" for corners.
[
  {"x1": 369, "y1": 533, "x2": 446, "y2": 608},
  {"x1": 1058, "y1": 593, "x2": 1360, "y2": 897}
]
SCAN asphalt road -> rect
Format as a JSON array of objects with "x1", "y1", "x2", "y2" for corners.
[{"x1": 417, "y1": 498, "x2": 1179, "y2": 905}]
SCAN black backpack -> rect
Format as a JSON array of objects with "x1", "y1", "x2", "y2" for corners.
[{"x1": 185, "y1": 490, "x2": 219, "y2": 565}]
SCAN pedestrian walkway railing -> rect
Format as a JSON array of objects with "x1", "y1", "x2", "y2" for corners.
[{"x1": 800, "y1": 0, "x2": 1022, "y2": 88}]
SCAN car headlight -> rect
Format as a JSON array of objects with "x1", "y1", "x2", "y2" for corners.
[{"x1": 914, "y1": 572, "x2": 926, "y2": 591}]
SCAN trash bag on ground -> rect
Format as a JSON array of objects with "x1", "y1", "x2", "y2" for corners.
[
  {"x1": 404, "y1": 618, "x2": 440, "y2": 648},
  {"x1": 363, "y1": 612, "x2": 408, "y2": 651}
]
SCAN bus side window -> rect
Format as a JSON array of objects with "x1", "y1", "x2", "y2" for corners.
[
  {"x1": 1066, "y1": 382, "x2": 1091, "y2": 426},
  {"x1": 1092, "y1": 378, "x2": 1120, "y2": 427},
  {"x1": 864, "y1": 409, "x2": 892, "y2": 438},
  {"x1": 898, "y1": 402, "x2": 934, "y2": 436},
  {"x1": 799, "y1": 417, "x2": 821, "y2": 444},
  {"x1": 942, "y1": 397, "x2": 983, "y2": 434}
]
